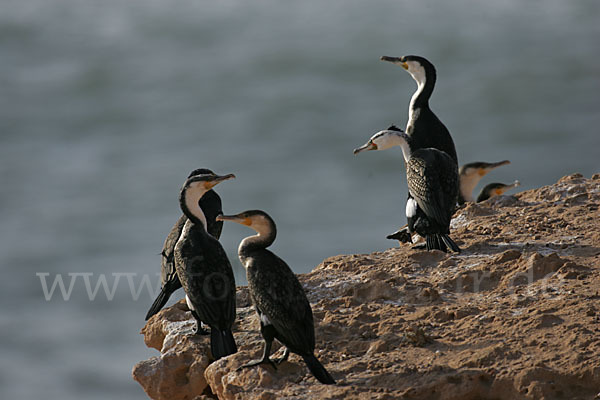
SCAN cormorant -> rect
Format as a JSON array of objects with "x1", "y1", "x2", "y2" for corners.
[
  {"x1": 477, "y1": 181, "x2": 520, "y2": 202},
  {"x1": 380, "y1": 55, "x2": 458, "y2": 164},
  {"x1": 216, "y1": 210, "x2": 336, "y2": 385},
  {"x1": 354, "y1": 126, "x2": 461, "y2": 253},
  {"x1": 145, "y1": 168, "x2": 224, "y2": 321},
  {"x1": 458, "y1": 161, "x2": 510, "y2": 204},
  {"x1": 175, "y1": 173, "x2": 237, "y2": 360}
]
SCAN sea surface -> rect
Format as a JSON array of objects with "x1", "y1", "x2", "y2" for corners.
[{"x1": 1, "y1": 0, "x2": 598, "y2": 398}]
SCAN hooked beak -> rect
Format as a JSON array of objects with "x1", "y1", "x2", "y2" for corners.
[
  {"x1": 216, "y1": 213, "x2": 252, "y2": 226},
  {"x1": 207, "y1": 173, "x2": 236, "y2": 189},
  {"x1": 381, "y1": 56, "x2": 408, "y2": 70},
  {"x1": 353, "y1": 141, "x2": 377, "y2": 155},
  {"x1": 495, "y1": 181, "x2": 521, "y2": 196},
  {"x1": 492, "y1": 160, "x2": 511, "y2": 168},
  {"x1": 479, "y1": 160, "x2": 511, "y2": 176}
]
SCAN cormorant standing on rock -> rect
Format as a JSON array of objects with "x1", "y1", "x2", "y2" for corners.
[
  {"x1": 477, "y1": 181, "x2": 520, "y2": 202},
  {"x1": 175, "y1": 173, "x2": 237, "y2": 360},
  {"x1": 380, "y1": 55, "x2": 458, "y2": 164},
  {"x1": 380, "y1": 55, "x2": 459, "y2": 242},
  {"x1": 145, "y1": 168, "x2": 224, "y2": 321},
  {"x1": 458, "y1": 161, "x2": 510, "y2": 204},
  {"x1": 216, "y1": 210, "x2": 336, "y2": 385},
  {"x1": 354, "y1": 126, "x2": 461, "y2": 253}
]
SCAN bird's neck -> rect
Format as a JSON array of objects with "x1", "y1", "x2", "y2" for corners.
[
  {"x1": 180, "y1": 186, "x2": 208, "y2": 232},
  {"x1": 239, "y1": 228, "x2": 276, "y2": 259},
  {"x1": 459, "y1": 176, "x2": 478, "y2": 203},
  {"x1": 387, "y1": 133, "x2": 412, "y2": 163},
  {"x1": 408, "y1": 70, "x2": 434, "y2": 122}
]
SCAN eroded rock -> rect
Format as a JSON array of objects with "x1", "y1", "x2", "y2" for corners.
[{"x1": 133, "y1": 174, "x2": 600, "y2": 399}]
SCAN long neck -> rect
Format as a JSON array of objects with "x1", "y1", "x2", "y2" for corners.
[
  {"x1": 179, "y1": 186, "x2": 208, "y2": 231},
  {"x1": 239, "y1": 225, "x2": 276, "y2": 256},
  {"x1": 409, "y1": 68, "x2": 435, "y2": 110},
  {"x1": 459, "y1": 176, "x2": 478, "y2": 203},
  {"x1": 388, "y1": 133, "x2": 412, "y2": 163}
]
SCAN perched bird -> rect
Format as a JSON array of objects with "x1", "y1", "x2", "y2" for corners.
[
  {"x1": 476, "y1": 181, "x2": 521, "y2": 202},
  {"x1": 380, "y1": 55, "x2": 458, "y2": 164},
  {"x1": 175, "y1": 173, "x2": 238, "y2": 360},
  {"x1": 354, "y1": 126, "x2": 461, "y2": 253},
  {"x1": 380, "y1": 55, "x2": 459, "y2": 242},
  {"x1": 216, "y1": 210, "x2": 336, "y2": 384},
  {"x1": 458, "y1": 161, "x2": 511, "y2": 204},
  {"x1": 145, "y1": 168, "x2": 224, "y2": 321}
]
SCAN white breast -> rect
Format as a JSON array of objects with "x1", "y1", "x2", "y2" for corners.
[
  {"x1": 406, "y1": 198, "x2": 418, "y2": 218},
  {"x1": 185, "y1": 294, "x2": 195, "y2": 312}
]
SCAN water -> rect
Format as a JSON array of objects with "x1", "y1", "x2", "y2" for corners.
[{"x1": 1, "y1": 0, "x2": 598, "y2": 398}]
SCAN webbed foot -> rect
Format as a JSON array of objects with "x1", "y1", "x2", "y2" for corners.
[
  {"x1": 273, "y1": 348, "x2": 290, "y2": 365},
  {"x1": 238, "y1": 357, "x2": 277, "y2": 371},
  {"x1": 386, "y1": 228, "x2": 412, "y2": 243}
]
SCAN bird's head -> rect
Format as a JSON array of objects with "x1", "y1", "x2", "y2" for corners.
[
  {"x1": 187, "y1": 168, "x2": 216, "y2": 179},
  {"x1": 217, "y1": 210, "x2": 275, "y2": 237},
  {"x1": 491, "y1": 180, "x2": 521, "y2": 196},
  {"x1": 183, "y1": 172, "x2": 236, "y2": 193},
  {"x1": 380, "y1": 55, "x2": 434, "y2": 87},
  {"x1": 353, "y1": 125, "x2": 408, "y2": 155},
  {"x1": 459, "y1": 160, "x2": 511, "y2": 180}
]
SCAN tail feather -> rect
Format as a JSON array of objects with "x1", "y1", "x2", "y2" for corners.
[
  {"x1": 210, "y1": 329, "x2": 237, "y2": 360},
  {"x1": 425, "y1": 235, "x2": 437, "y2": 252},
  {"x1": 425, "y1": 234, "x2": 461, "y2": 253},
  {"x1": 435, "y1": 235, "x2": 446, "y2": 252},
  {"x1": 302, "y1": 354, "x2": 336, "y2": 385},
  {"x1": 145, "y1": 286, "x2": 171, "y2": 320},
  {"x1": 441, "y1": 234, "x2": 461, "y2": 253}
]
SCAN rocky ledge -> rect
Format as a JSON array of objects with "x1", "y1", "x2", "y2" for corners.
[{"x1": 133, "y1": 173, "x2": 600, "y2": 400}]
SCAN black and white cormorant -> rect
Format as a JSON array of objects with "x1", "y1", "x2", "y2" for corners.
[
  {"x1": 216, "y1": 210, "x2": 336, "y2": 385},
  {"x1": 381, "y1": 55, "x2": 458, "y2": 164},
  {"x1": 175, "y1": 173, "x2": 238, "y2": 360},
  {"x1": 476, "y1": 181, "x2": 520, "y2": 203},
  {"x1": 458, "y1": 161, "x2": 510, "y2": 204},
  {"x1": 354, "y1": 126, "x2": 461, "y2": 253},
  {"x1": 145, "y1": 168, "x2": 224, "y2": 321}
]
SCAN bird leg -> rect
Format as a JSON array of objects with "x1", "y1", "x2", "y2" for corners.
[
  {"x1": 195, "y1": 324, "x2": 209, "y2": 335},
  {"x1": 273, "y1": 347, "x2": 290, "y2": 365},
  {"x1": 238, "y1": 339, "x2": 277, "y2": 371},
  {"x1": 192, "y1": 312, "x2": 210, "y2": 335}
]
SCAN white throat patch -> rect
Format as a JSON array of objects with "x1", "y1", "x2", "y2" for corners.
[
  {"x1": 406, "y1": 61, "x2": 426, "y2": 132},
  {"x1": 184, "y1": 182, "x2": 208, "y2": 230},
  {"x1": 250, "y1": 216, "x2": 272, "y2": 237}
]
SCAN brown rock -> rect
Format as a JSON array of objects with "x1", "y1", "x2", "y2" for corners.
[{"x1": 133, "y1": 174, "x2": 600, "y2": 399}]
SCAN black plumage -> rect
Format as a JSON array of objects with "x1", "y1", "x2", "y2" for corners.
[
  {"x1": 217, "y1": 210, "x2": 335, "y2": 385},
  {"x1": 405, "y1": 147, "x2": 461, "y2": 253},
  {"x1": 381, "y1": 55, "x2": 458, "y2": 164},
  {"x1": 175, "y1": 173, "x2": 237, "y2": 360},
  {"x1": 354, "y1": 126, "x2": 461, "y2": 253},
  {"x1": 145, "y1": 168, "x2": 224, "y2": 321}
]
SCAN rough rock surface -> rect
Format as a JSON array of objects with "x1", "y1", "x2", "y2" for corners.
[{"x1": 133, "y1": 173, "x2": 600, "y2": 400}]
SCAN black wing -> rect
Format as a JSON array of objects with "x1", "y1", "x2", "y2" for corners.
[
  {"x1": 160, "y1": 215, "x2": 187, "y2": 286},
  {"x1": 175, "y1": 222, "x2": 236, "y2": 330},
  {"x1": 406, "y1": 149, "x2": 458, "y2": 228},
  {"x1": 200, "y1": 189, "x2": 224, "y2": 240},
  {"x1": 248, "y1": 251, "x2": 315, "y2": 355}
]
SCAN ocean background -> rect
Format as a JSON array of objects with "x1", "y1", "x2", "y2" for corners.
[{"x1": 1, "y1": 0, "x2": 598, "y2": 398}]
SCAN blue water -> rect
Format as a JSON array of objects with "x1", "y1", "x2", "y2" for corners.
[{"x1": 1, "y1": 0, "x2": 599, "y2": 398}]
